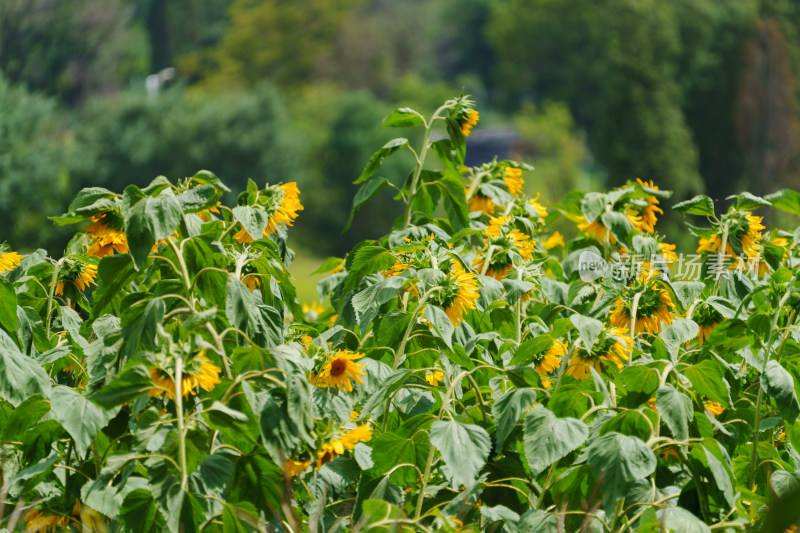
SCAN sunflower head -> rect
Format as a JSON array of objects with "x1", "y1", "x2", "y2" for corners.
[
  {"x1": 567, "y1": 327, "x2": 632, "y2": 380},
  {"x1": 311, "y1": 349, "x2": 367, "y2": 392},
  {"x1": 148, "y1": 351, "x2": 222, "y2": 400},
  {"x1": 85, "y1": 212, "x2": 128, "y2": 257},
  {"x1": 694, "y1": 304, "x2": 724, "y2": 345},
  {"x1": 429, "y1": 260, "x2": 480, "y2": 326},
  {"x1": 0, "y1": 243, "x2": 23, "y2": 274},
  {"x1": 532, "y1": 340, "x2": 565, "y2": 379},
  {"x1": 233, "y1": 182, "x2": 304, "y2": 242},
  {"x1": 609, "y1": 263, "x2": 675, "y2": 335},
  {"x1": 315, "y1": 425, "x2": 373, "y2": 469},
  {"x1": 472, "y1": 217, "x2": 535, "y2": 280},
  {"x1": 503, "y1": 166, "x2": 525, "y2": 197},
  {"x1": 55, "y1": 258, "x2": 98, "y2": 297}
]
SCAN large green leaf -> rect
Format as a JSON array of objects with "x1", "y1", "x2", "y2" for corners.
[
  {"x1": 655, "y1": 385, "x2": 693, "y2": 441},
  {"x1": 762, "y1": 360, "x2": 800, "y2": 424},
  {"x1": 570, "y1": 314, "x2": 603, "y2": 351},
  {"x1": 0, "y1": 276, "x2": 18, "y2": 336},
  {"x1": 382, "y1": 108, "x2": 425, "y2": 128},
  {"x1": 523, "y1": 405, "x2": 588, "y2": 476},
  {"x1": 0, "y1": 328, "x2": 51, "y2": 406},
  {"x1": 232, "y1": 206, "x2": 269, "y2": 241},
  {"x1": 48, "y1": 385, "x2": 116, "y2": 456},
  {"x1": 493, "y1": 388, "x2": 537, "y2": 450},
  {"x1": 673, "y1": 195, "x2": 715, "y2": 217},
  {"x1": 120, "y1": 489, "x2": 165, "y2": 533},
  {"x1": 354, "y1": 138, "x2": 409, "y2": 184},
  {"x1": 586, "y1": 432, "x2": 656, "y2": 508},
  {"x1": 430, "y1": 420, "x2": 491, "y2": 486},
  {"x1": 123, "y1": 189, "x2": 182, "y2": 269},
  {"x1": 684, "y1": 359, "x2": 730, "y2": 407},
  {"x1": 90, "y1": 365, "x2": 153, "y2": 409},
  {"x1": 369, "y1": 418, "x2": 431, "y2": 486}
]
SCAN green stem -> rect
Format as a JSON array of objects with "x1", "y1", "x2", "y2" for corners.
[
  {"x1": 45, "y1": 258, "x2": 64, "y2": 338},
  {"x1": 402, "y1": 105, "x2": 447, "y2": 228},
  {"x1": 712, "y1": 225, "x2": 729, "y2": 297},
  {"x1": 175, "y1": 356, "x2": 189, "y2": 491},
  {"x1": 749, "y1": 291, "x2": 795, "y2": 487}
]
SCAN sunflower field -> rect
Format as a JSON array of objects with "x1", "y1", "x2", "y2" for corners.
[{"x1": 3, "y1": 96, "x2": 800, "y2": 532}]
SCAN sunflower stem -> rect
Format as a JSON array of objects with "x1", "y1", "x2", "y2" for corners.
[
  {"x1": 749, "y1": 290, "x2": 795, "y2": 487},
  {"x1": 175, "y1": 356, "x2": 189, "y2": 491},
  {"x1": 712, "y1": 225, "x2": 729, "y2": 297},
  {"x1": 628, "y1": 291, "x2": 642, "y2": 351},
  {"x1": 403, "y1": 105, "x2": 448, "y2": 229},
  {"x1": 45, "y1": 258, "x2": 64, "y2": 338}
]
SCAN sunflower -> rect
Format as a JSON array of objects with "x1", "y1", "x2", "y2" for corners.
[
  {"x1": 302, "y1": 301, "x2": 326, "y2": 321},
  {"x1": 534, "y1": 340, "x2": 565, "y2": 379},
  {"x1": 425, "y1": 370, "x2": 444, "y2": 386},
  {"x1": 577, "y1": 216, "x2": 615, "y2": 244},
  {"x1": 0, "y1": 247, "x2": 23, "y2": 273},
  {"x1": 148, "y1": 352, "x2": 222, "y2": 400},
  {"x1": 24, "y1": 500, "x2": 82, "y2": 533},
  {"x1": 241, "y1": 273, "x2": 260, "y2": 292},
  {"x1": 658, "y1": 242, "x2": 677, "y2": 264},
  {"x1": 696, "y1": 211, "x2": 764, "y2": 259},
  {"x1": 503, "y1": 167, "x2": 525, "y2": 196},
  {"x1": 311, "y1": 349, "x2": 367, "y2": 392},
  {"x1": 529, "y1": 194, "x2": 549, "y2": 219},
  {"x1": 284, "y1": 458, "x2": 311, "y2": 478},
  {"x1": 467, "y1": 193, "x2": 496, "y2": 214},
  {"x1": 544, "y1": 231, "x2": 565, "y2": 250},
  {"x1": 234, "y1": 182, "x2": 304, "y2": 242},
  {"x1": 705, "y1": 401, "x2": 725, "y2": 417},
  {"x1": 85, "y1": 213, "x2": 128, "y2": 257},
  {"x1": 382, "y1": 259, "x2": 412, "y2": 278},
  {"x1": 695, "y1": 304, "x2": 724, "y2": 345},
  {"x1": 566, "y1": 327, "x2": 632, "y2": 380},
  {"x1": 55, "y1": 261, "x2": 98, "y2": 297},
  {"x1": 628, "y1": 178, "x2": 663, "y2": 233},
  {"x1": 433, "y1": 260, "x2": 480, "y2": 326},
  {"x1": 316, "y1": 425, "x2": 373, "y2": 468},
  {"x1": 460, "y1": 110, "x2": 479, "y2": 137},
  {"x1": 609, "y1": 263, "x2": 675, "y2": 335},
  {"x1": 473, "y1": 216, "x2": 535, "y2": 280}
]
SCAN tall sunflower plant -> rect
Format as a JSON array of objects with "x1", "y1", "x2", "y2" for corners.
[{"x1": 3, "y1": 98, "x2": 800, "y2": 532}]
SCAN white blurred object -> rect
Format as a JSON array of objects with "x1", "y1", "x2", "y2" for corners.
[{"x1": 145, "y1": 67, "x2": 176, "y2": 99}]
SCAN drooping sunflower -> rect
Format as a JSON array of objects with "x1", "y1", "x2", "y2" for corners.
[
  {"x1": 467, "y1": 193, "x2": 496, "y2": 214},
  {"x1": 529, "y1": 194, "x2": 549, "y2": 219},
  {"x1": 24, "y1": 500, "x2": 84, "y2": 533},
  {"x1": 576, "y1": 216, "x2": 616, "y2": 244},
  {"x1": 705, "y1": 401, "x2": 725, "y2": 417},
  {"x1": 55, "y1": 260, "x2": 98, "y2": 297},
  {"x1": 459, "y1": 110, "x2": 480, "y2": 137},
  {"x1": 609, "y1": 263, "x2": 675, "y2": 335},
  {"x1": 234, "y1": 182, "x2": 304, "y2": 243},
  {"x1": 472, "y1": 216, "x2": 535, "y2": 280},
  {"x1": 566, "y1": 327, "x2": 632, "y2": 380},
  {"x1": 532, "y1": 340, "x2": 565, "y2": 385},
  {"x1": 694, "y1": 304, "x2": 724, "y2": 345},
  {"x1": 696, "y1": 210, "x2": 764, "y2": 259},
  {"x1": 431, "y1": 260, "x2": 480, "y2": 326},
  {"x1": 544, "y1": 231, "x2": 565, "y2": 250},
  {"x1": 148, "y1": 352, "x2": 222, "y2": 400},
  {"x1": 85, "y1": 213, "x2": 128, "y2": 257},
  {"x1": 626, "y1": 178, "x2": 663, "y2": 234},
  {"x1": 310, "y1": 349, "x2": 367, "y2": 392},
  {"x1": 284, "y1": 458, "x2": 311, "y2": 478},
  {"x1": 316, "y1": 425, "x2": 373, "y2": 469},
  {"x1": 503, "y1": 167, "x2": 525, "y2": 197},
  {"x1": 0, "y1": 246, "x2": 23, "y2": 273}
]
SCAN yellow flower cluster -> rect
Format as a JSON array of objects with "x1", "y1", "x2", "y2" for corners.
[
  {"x1": 148, "y1": 353, "x2": 222, "y2": 400},
  {"x1": 85, "y1": 214, "x2": 129, "y2": 257}
]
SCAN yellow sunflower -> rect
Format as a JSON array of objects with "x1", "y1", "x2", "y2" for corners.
[
  {"x1": 284, "y1": 458, "x2": 311, "y2": 478},
  {"x1": 566, "y1": 327, "x2": 632, "y2": 380},
  {"x1": 658, "y1": 242, "x2": 677, "y2": 264},
  {"x1": 529, "y1": 193, "x2": 549, "y2": 219},
  {"x1": 0, "y1": 248, "x2": 23, "y2": 273},
  {"x1": 382, "y1": 259, "x2": 412, "y2": 278},
  {"x1": 148, "y1": 353, "x2": 222, "y2": 400},
  {"x1": 316, "y1": 425, "x2": 373, "y2": 469},
  {"x1": 609, "y1": 263, "x2": 675, "y2": 335},
  {"x1": 629, "y1": 178, "x2": 663, "y2": 233},
  {"x1": 425, "y1": 370, "x2": 445, "y2": 386},
  {"x1": 473, "y1": 216, "x2": 535, "y2": 280},
  {"x1": 577, "y1": 216, "x2": 615, "y2": 244},
  {"x1": 705, "y1": 401, "x2": 725, "y2": 417},
  {"x1": 460, "y1": 110, "x2": 479, "y2": 137},
  {"x1": 467, "y1": 192, "x2": 496, "y2": 214},
  {"x1": 696, "y1": 211, "x2": 764, "y2": 259},
  {"x1": 55, "y1": 262, "x2": 98, "y2": 297},
  {"x1": 234, "y1": 182, "x2": 304, "y2": 243},
  {"x1": 241, "y1": 273, "x2": 260, "y2": 292},
  {"x1": 544, "y1": 231, "x2": 565, "y2": 250},
  {"x1": 302, "y1": 301, "x2": 326, "y2": 321},
  {"x1": 310, "y1": 350, "x2": 367, "y2": 392},
  {"x1": 503, "y1": 167, "x2": 525, "y2": 196},
  {"x1": 440, "y1": 261, "x2": 480, "y2": 326},
  {"x1": 85, "y1": 213, "x2": 129, "y2": 257},
  {"x1": 24, "y1": 500, "x2": 83, "y2": 533},
  {"x1": 695, "y1": 304, "x2": 724, "y2": 345},
  {"x1": 535, "y1": 340, "x2": 565, "y2": 378}
]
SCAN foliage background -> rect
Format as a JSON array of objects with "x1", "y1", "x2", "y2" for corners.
[{"x1": 3, "y1": 0, "x2": 800, "y2": 263}]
